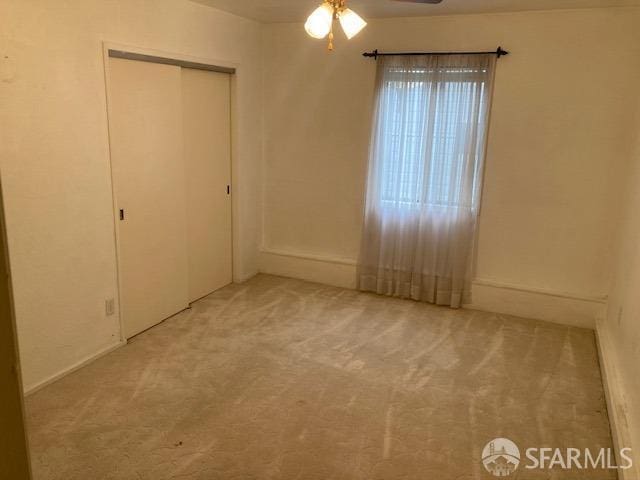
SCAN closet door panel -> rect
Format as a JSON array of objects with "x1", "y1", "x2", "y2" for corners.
[
  {"x1": 108, "y1": 58, "x2": 189, "y2": 339},
  {"x1": 182, "y1": 68, "x2": 232, "y2": 302}
]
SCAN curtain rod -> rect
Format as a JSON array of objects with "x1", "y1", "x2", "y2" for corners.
[{"x1": 362, "y1": 46, "x2": 509, "y2": 59}]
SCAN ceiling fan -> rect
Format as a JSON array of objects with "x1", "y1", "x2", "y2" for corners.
[{"x1": 305, "y1": 0, "x2": 443, "y2": 50}]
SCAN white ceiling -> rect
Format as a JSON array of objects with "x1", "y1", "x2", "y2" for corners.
[{"x1": 191, "y1": 0, "x2": 640, "y2": 23}]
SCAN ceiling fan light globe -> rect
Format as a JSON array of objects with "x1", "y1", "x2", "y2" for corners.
[
  {"x1": 338, "y1": 8, "x2": 367, "y2": 39},
  {"x1": 305, "y1": 4, "x2": 333, "y2": 39}
]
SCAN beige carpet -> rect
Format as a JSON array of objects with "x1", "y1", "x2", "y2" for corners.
[{"x1": 26, "y1": 274, "x2": 615, "y2": 479}]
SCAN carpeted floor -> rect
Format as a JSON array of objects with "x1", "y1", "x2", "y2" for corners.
[{"x1": 26, "y1": 274, "x2": 615, "y2": 479}]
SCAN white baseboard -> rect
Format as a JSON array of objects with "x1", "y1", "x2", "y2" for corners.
[
  {"x1": 259, "y1": 247, "x2": 605, "y2": 329},
  {"x1": 596, "y1": 319, "x2": 639, "y2": 480},
  {"x1": 259, "y1": 248, "x2": 357, "y2": 289},
  {"x1": 24, "y1": 340, "x2": 126, "y2": 396},
  {"x1": 234, "y1": 270, "x2": 259, "y2": 284},
  {"x1": 468, "y1": 278, "x2": 606, "y2": 329}
]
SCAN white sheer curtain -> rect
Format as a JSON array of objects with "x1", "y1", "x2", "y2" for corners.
[{"x1": 357, "y1": 53, "x2": 496, "y2": 308}]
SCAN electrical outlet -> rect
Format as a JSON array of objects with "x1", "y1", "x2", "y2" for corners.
[{"x1": 105, "y1": 298, "x2": 116, "y2": 316}]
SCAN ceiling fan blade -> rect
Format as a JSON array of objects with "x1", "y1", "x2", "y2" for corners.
[{"x1": 391, "y1": 0, "x2": 444, "y2": 3}]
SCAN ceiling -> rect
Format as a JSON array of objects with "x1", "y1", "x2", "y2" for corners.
[{"x1": 191, "y1": 0, "x2": 640, "y2": 23}]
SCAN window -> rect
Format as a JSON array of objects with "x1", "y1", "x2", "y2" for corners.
[{"x1": 373, "y1": 64, "x2": 491, "y2": 210}]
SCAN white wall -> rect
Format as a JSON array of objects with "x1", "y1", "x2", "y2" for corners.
[
  {"x1": 599, "y1": 95, "x2": 640, "y2": 478},
  {"x1": 260, "y1": 7, "x2": 640, "y2": 327},
  {"x1": 0, "y1": 0, "x2": 263, "y2": 392}
]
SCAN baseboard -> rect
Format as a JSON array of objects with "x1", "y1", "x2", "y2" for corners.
[
  {"x1": 596, "y1": 320, "x2": 639, "y2": 480},
  {"x1": 259, "y1": 247, "x2": 605, "y2": 329},
  {"x1": 234, "y1": 270, "x2": 259, "y2": 284},
  {"x1": 23, "y1": 340, "x2": 126, "y2": 396},
  {"x1": 468, "y1": 278, "x2": 606, "y2": 329},
  {"x1": 259, "y1": 248, "x2": 357, "y2": 289}
]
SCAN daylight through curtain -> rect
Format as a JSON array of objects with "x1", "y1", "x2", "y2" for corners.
[{"x1": 357, "y1": 53, "x2": 496, "y2": 308}]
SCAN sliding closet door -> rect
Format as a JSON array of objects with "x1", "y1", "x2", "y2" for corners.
[
  {"x1": 182, "y1": 68, "x2": 232, "y2": 302},
  {"x1": 108, "y1": 58, "x2": 189, "y2": 339}
]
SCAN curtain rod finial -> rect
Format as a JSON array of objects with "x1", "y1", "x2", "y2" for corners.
[
  {"x1": 496, "y1": 46, "x2": 509, "y2": 57},
  {"x1": 362, "y1": 49, "x2": 378, "y2": 59}
]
